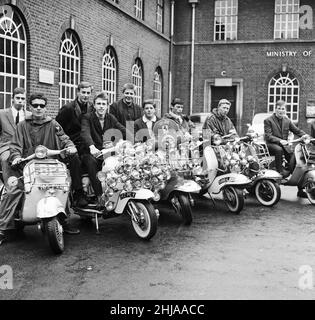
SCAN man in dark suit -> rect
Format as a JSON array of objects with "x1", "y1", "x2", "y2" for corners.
[
  {"x1": 81, "y1": 92, "x2": 127, "y2": 207},
  {"x1": 264, "y1": 100, "x2": 308, "y2": 197},
  {"x1": 0, "y1": 87, "x2": 32, "y2": 186},
  {"x1": 56, "y1": 82, "x2": 93, "y2": 207},
  {"x1": 109, "y1": 83, "x2": 142, "y2": 133},
  {"x1": 134, "y1": 99, "x2": 160, "y2": 143}
]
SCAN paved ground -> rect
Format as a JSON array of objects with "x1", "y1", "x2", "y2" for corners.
[{"x1": 0, "y1": 185, "x2": 315, "y2": 300}]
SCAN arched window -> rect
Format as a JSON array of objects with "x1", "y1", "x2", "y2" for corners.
[
  {"x1": 59, "y1": 30, "x2": 80, "y2": 108},
  {"x1": 0, "y1": 5, "x2": 27, "y2": 109},
  {"x1": 268, "y1": 72, "x2": 299, "y2": 122},
  {"x1": 132, "y1": 58, "x2": 143, "y2": 107},
  {"x1": 102, "y1": 47, "x2": 117, "y2": 105},
  {"x1": 153, "y1": 68, "x2": 162, "y2": 117}
]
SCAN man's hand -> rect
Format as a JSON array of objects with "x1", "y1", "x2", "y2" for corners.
[
  {"x1": 280, "y1": 140, "x2": 288, "y2": 146},
  {"x1": 11, "y1": 157, "x2": 23, "y2": 166},
  {"x1": 89, "y1": 145, "x2": 101, "y2": 157},
  {"x1": 66, "y1": 146, "x2": 77, "y2": 155}
]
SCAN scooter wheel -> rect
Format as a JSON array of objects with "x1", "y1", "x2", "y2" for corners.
[
  {"x1": 174, "y1": 192, "x2": 193, "y2": 226},
  {"x1": 255, "y1": 179, "x2": 281, "y2": 207},
  {"x1": 222, "y1": 186, "x2": 244, "y2": 214},
  {"x1": 305, "y1": 182, "x2": 315, "y2": 205},
  {"x1": 44, "y1": 217, "x2": 64, "y2": 254}
]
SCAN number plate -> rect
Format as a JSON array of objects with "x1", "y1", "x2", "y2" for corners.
[{"x1": 119, "y1": 192, "x2": 136, "y2": 199}]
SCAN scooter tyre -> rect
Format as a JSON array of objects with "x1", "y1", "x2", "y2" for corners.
[
  {"x1": 45, "y1": 217, "x2": 64, "y2": 254},
  {"x1": 255, "y1": 179, "x2": 281, "y2": 207},
  {"x1": 222, "y1": 186, "x2": 244, "y2": 214},
  {"x1": 175, "y1": 192, "x2": 193, "y2": 226},
  {"x1": 130, "y1": 200, "x2": 158, "y2": 240}
]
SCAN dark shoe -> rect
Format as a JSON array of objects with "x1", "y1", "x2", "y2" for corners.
[
  {"x1": 297, "y1": 190, "x2": 308, "y2": 198},
  {"x1": 73, "y1": 191, "x2": 88, "y2": 208},
  {"x1": 62, "y1": 222, "x2": 80, "y2": 235},
  {"x1": 280, "y1": 169, "x2": 290, "y2": 178},
  {"x1": 0, "y1": 232, "x2": 7, "y2": 245}
]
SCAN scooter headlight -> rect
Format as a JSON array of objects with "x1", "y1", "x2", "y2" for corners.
[
  {"x1": 144, "y1": 181, "x2": 152, "y2": 189},
  {"x1": 153, "y1": 192, "x2": 161, "y2": 202},
  {"x1": 105, "y1": 201, "x2": 115, "y2": 211},
  {"x1": 35, "y1": 145, "x2": 48, "y2": 159},
  {"x1": 124, "y1": 181, "x2": 133, "y2": 192},
  {"x1": 97, "y1": 171, "x2": 106, "y2": 182},
  {"x1": 213, "y1": 134, "x2": 222, "y2": 146}
]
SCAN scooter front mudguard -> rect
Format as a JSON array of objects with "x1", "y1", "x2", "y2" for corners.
[
  {"x1": 175, "y1": 180, "x2": 201, "y2": 194},
  {"x1": 37, "y1": 196, "x2": 67, "y2": 219},
  {"x1": 210, "y1": 173, "x2": 251, "y2": 194},
  {"x1": 114, "y1": 189, "x2": 155, "y2": 214},
  {"x1": 255, "y1": 169, "x2": 282, "y2": 181}
]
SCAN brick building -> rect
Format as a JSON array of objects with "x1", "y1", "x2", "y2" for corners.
[
  {"x1": 0, "y1": 0, "x2": 171, "y2": 117},
  {"x1": 173, "y1": 0, "x2": 315, "y2": 134}
]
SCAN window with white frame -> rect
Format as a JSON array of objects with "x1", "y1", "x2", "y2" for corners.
[
  {"x1": 132, "y1": 59, "x2": 143, "y2": 107},
  {"x1": 59, "y1": 30, "x2": 80, "y2": 108},
  {"x1": 214, "y1": 0, "x2": 238, "y2": 41},
  {"x1": 135, "y1": 0, "x2": 143, "y2": 20},
  {"x1": 274, "y1": 0, "x2": 299, "y2": 39},
  {"x1": 156, "y1": 0, "x2": 164, "y2": 32},
  {"x1": 268, "y1": 72, "x2": 299, "y2": 122},
  {"x1": 153, "y1": 68, "x2": 162, "y2": 117},
  {"x1": 102, "y1": 47, "x2": 117, "y2": 105},
  {"x1": 0, "y1": 5, "x2": 26, "y2": 109}
]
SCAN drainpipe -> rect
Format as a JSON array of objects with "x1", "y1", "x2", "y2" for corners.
[
  {"x1": 168, "y1": 0, "x2": 175, "y2": 112},
  {"x1": 188, "y1": 0, "x2": 199, "y2": 115}
]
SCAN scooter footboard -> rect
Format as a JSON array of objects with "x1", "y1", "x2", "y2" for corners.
[{"x1": 37, "y1": 196, "x2": 67, "y2": 219}]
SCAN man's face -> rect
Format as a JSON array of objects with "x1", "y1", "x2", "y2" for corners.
[
  {"x1": 12, "y1": 93, "x2": 26, "y2": 111},
  {"x1": 172, "y1": 104, "x2": 183, "y2": 116},
  {"x1": 275, "y1": 104, "x2": 286, "y2": 118},
  {"x1": 30, "y1": 98, "x2": 47, "y2": 119},
  {"x1": 143, "y1": 104, "x2": 156, "y2": 119},
  {"x1": 218, "y1": 103, "x2": 230, "y2": 117},
  {"x1": 77, "y1": 87, "x2": 92, "y2": 104},
  {"x1": 123, "y1": 89, "x2": 135, "y2": 105},
  {"x1": 94, "y1": 98, "x2": 108, "y2": 118}
]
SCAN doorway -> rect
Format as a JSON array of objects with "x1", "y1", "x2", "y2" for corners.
[{"x1": 211, "y1": 86, "x2": 237, "y2": 126}]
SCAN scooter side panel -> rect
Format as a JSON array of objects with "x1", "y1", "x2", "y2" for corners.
[
  {"x1": 203, "y1": 146, "x2": 218, "y2": 184},
  {"x1": 176, "y1": 180, "x2": 201, "y2": 193},
  {"x1": 209, "y1": 173, "x2": 251, "y2": 194}
]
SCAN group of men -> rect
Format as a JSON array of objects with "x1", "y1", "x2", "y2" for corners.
[
  {"x1": 0, "y1": 81, "x2": 311, "y2": 246},
  {"x1": 0, "y1": 82, "x2": 194, "y2": 245}
]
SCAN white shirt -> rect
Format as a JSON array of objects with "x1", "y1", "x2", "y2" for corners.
[
  {"x1": 142, "y1": 115, "x2": 157, "y2": 138},
  {"x1": 11, "y1": 106, "x2": 25, "y2": 124}
]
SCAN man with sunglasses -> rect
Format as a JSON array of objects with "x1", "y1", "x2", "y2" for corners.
[
  {"x1": 0, "y1": 88, "x2": 32, "y2": 187},
  {"x1": 0, "y1": 93, "x2": 83, "y2": 245}
]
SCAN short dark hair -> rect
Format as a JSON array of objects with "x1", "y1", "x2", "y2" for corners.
[
  {"x1": 171, "y1": 97, "x2": 183, "y2": 106},
  {"x1": 122, "y1": 83, "x2": 136, "y2": 93},
  {"x1": 77, "y1": 81, "x2": 93, "y2": 92},
  {"x1": 29, "y1": 93, "x2": 47, "y2": 106},
  {"x1": 276, "y1": 100, "x2": 286, "y2": 108},
  {"x1": 12, "y1": 87, "x2": 25, "y2": 99},
  {"x1": 142, "y1": 99, "x2": 156, "y2": 109},
  {"x1": 93, "y1": 91, "x2": 109, "y2": 104}
]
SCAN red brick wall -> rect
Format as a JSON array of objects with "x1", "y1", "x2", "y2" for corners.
[
  {"x1": 0, "y1": 0, "x2": 171, "y2": 117},
  {"x1": 173, "y1": 0, "x2": 315, "y2": 134}
]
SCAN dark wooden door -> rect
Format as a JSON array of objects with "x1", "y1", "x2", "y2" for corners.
[{"x1": 211, "y1": 86, "x2": 237, "y2": 126}]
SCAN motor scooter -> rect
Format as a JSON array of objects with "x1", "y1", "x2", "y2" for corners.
[
  {"x1": 224, "y1": 132, "x2": 282, "y2": 207},
  {"x1": 278, "y1": 136, "x2": 315, "y2": 204},
  {"x1": 153, "y1": 135, "x2": 201, "y2": 225},
  {"x1": 7, "y1": 145, "x2": 71, "y2": 254},
  {"x1": 74, "y1": 142, "x2": 159, "y2": 240},
  {"x1": 192, "y1": 134, "x2": 252, "y2": 214}
]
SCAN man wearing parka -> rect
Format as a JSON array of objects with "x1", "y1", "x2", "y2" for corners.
[
  {"x1": 0, "y1": 93, "x2": 83, "y2": 245},
  {"x1": 202, "y1": 99, "x2": 238, "y2": 142}
]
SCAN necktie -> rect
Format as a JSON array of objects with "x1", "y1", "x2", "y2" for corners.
[{"x1": 15, "y1": 111, "x2": 19, "y2": 125}]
